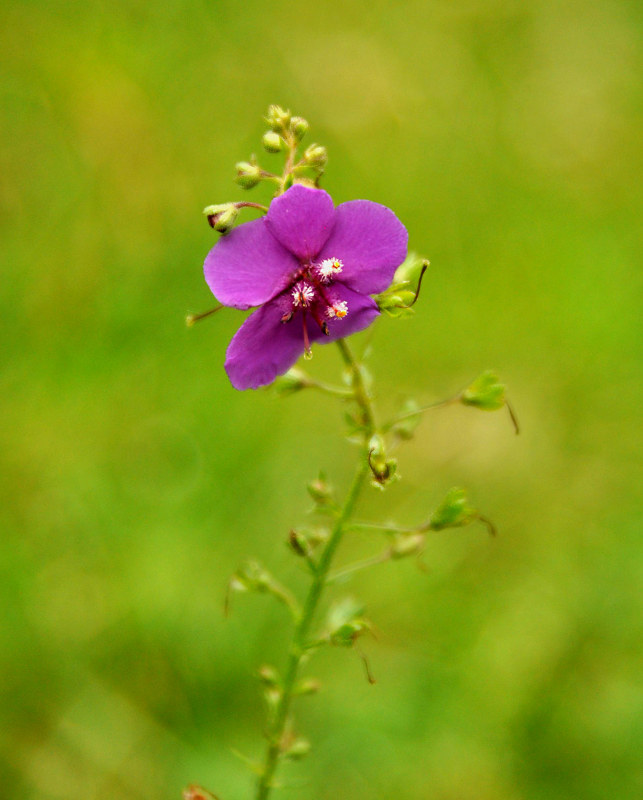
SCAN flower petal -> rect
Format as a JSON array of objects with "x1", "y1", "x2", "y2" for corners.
[
  {"x1": 224, "y1": 285, "x2": 380, "y2": 390},
  {"x1": 321, "y1": 283, "x2": 381, "y2": 343},
  {"x1": 266, "y1": 184, "x2": 336, "y2": 261},
  {"x1": 317, "y1": 200, "x2": 408, "y2": 294},
  {"x1": 204, "y1": 218, "x2": 299, "y2": 309},
  {"x1": 224, "y1": 300, "x2": 307, "y2": 390}
]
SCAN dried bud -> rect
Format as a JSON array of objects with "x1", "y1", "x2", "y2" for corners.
[
  {"x1": 262, "y1": 131, "x2": 283, "y2": 153},
  {"x1": 235, "y1": 160, "x2": 262, "y2": 189}
]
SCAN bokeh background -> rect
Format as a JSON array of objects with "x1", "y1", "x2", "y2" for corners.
[{"x1": 2, "y1": 0, "x2": 642, "y2": 798}]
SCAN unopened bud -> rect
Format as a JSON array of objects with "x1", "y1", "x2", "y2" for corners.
[
  {"x1": 265, "y1": 104, "x2": 291, "y2": 132},
  {"x1": 284, "y1": 737, "x2": 311, "y2": 760},
  {"x1": 235, "y1": 160, "x2": 262, "y2": 189},
  {"x1": 290, "y1": 116, "x2": 309, "y2": 141},
  {"x1": 307, "y1": 472, "x2": 333, "y2": 505},
  {"x1": 429, "y1": 487, "x2": 477, "y2": 531},
  {"x1": 303, "y1": 143, "x2": 328, "y2": 169},
  {"x1": 273, "y1": 367, "x2": 309, "y2": 396},
  {"x1": 390, "y1": 532, "x2": 425, "y2": 559},
  {"x1": 257, "y1": 665, "x2": 280, "y2": 686},
  {"x1": 203, "y1": 203, "x2": 238, "y2": 233},
  {"x1": 262, "y1": 131, "x2": 283, "y2": 153},
  {"x1": 294, "y1": 677, "x2": 321, "y2": 696},
  {"x1": 367, "y1": 434, "x2": 398, "y2": 488},
  {"x1": 288, "y1": 528, "x2": 311, "y2": 557}
]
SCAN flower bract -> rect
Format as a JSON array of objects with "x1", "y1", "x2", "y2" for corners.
[{"x1": 204, "y1": 184, "x2": 408, "y2": 390}]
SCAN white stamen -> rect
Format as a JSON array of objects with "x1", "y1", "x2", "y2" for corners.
[
  {"x1": 292, "y1": 281, "x2": 315, "y2": 307},
  {"x1": 326, "y1": 300, "x2": 348, "y2": 319},
  {"x1": 317, "y1": 257, "x2": 344, "y2": 281}
]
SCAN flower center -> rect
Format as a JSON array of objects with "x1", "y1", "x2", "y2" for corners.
[{"x1": 280, "y1": 256, "x2": 349, "y2": 355}]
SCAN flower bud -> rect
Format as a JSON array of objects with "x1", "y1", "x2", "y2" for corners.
[
  {"x1": 461, "y1": 371, "x2": 506, "y2": 411},
  {"x1": 391, "y1": 399, "x2": 421, "y2": 440},
  {"x1": 429, "y1": 487, "x2": 477, "y2": 531},
  {"x1": 272, "y1": 367, "x2": 309, "y2": 396},
  {"x1": 290, "y1": 116, "x2": 309, "y2": 141},
  {"x1": 390, "y1": 532, "x2": 425, "y2": 559},
  {"x1": 293, "y1": 677, "x2": 321, "y2": 696},
  {"x1": 203, "y1": 203, "x2": 238, "y2": 233},
  {"x1": 257, "y1": 664, "x2": 280, "y2": 687},
  {"x1": 262, "y1": 131, "x2": 283, "y2": 153},
  {"x1": 307, "y1": 472, "x2": 334, "y2": 505},
  {"x1": 288, "y1": 528, "x2": 311, "y2": 557},
  {"x1": 235, "y1": 160, "x2": 262, "y2": 189},
  {"x1": 303, "y1": 143, "x2": 328, "y2": 169},
  {"x1": 265, "y1": 104, "x2": 291, "y2": 132},
  {"x1": 367, "y1": 434, "x2": 398, "y2": 488},
  {"x1": 284, "y1": 737, "x2": 311, "y2": 760}
]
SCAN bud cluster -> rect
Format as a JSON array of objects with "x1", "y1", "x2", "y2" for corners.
[{"x1": 235, "y1": 105, "x2": 327, "y2": 194}]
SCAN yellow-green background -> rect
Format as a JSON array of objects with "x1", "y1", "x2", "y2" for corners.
[{"x1": 2, "y1": 1, "x2": 642, "y2": 798}]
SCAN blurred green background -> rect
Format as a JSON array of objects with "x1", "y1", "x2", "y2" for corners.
[{"x1": 2, "y1": 0, "x2": 642, "y2": 798}]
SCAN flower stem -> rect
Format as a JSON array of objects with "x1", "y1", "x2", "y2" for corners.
[
  {"x1": 336, "y1": 338, "x2": 377, "y2": 436},
  {"x1": 255, "y1": 460, "x2": 369, "y2": 800}
]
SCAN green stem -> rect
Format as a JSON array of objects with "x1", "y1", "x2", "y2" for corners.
[
  {"x1": 256, "y1": 461, "x2": 369, "y2": 800},
  {"x1": 336, "y1": 338, "x2": 377, "y2": 435},
  {"x1": 255, "y1": 339, "x2": 376, "y2": 800}
]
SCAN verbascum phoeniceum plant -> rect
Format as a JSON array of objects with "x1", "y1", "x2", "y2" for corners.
[{"x1": 185, "y1": 106, "x2": 518, "y2": 800}]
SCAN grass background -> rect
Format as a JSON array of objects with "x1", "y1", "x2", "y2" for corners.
[{"x1": 1, "y1": 1, "x2": 642, "y2": 798}]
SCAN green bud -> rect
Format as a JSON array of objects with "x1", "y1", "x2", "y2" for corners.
[
  {"x1": 290, "y1": 116, "x2": 309, "y2": 141},
  {"x1": 391, "y1": 398, "x2": 422, "y2": 440},
  {"x1": 262, "y1": 131, "x2": 283, "y2": 153},
  {"x1": 330, "y1": 619, "x2": 372, "y2": 647},
  {"x1": 203, "y1": 203, "x2": 238, "y2": 233},
  {"x1": 257, "y1": 664, "x2": 280, "y2": 686},
  {"x1": 326, "y1": 597, "x2": 372, "y2": 647},
  {"x1": 283, "y1": 738, "x2": 311, "y2": 760},
  {"x1": 235, "y1": 160, "x2": 262, "y2": 189},
  {"x1": 231, "y1": 559, "x2": 272, "y2": 592},
  {"x1": 288, "y1": 528, "x2": 311, "y2": 558},
  {"x1": 429, "y1": 487, "x2": 477, "y2": 531},
  {"x1": 272, "y1": 367, "x2": 309, "y2": 396},
  {"x1": 461, "y1": 371, "x2": 506, "y2": 411},
  {"x1": 303, "y1": 143, "x2": 328, "y2": 169},
  {"x1": 390, "y1": 532, "x2": 425, "y2": 559},
  {"x1": 293, "y1": 677, "x2": 321, "y2": 696},
  {"x1": 265, "y1": 104, "x2": 291, "y2": 132},
  {"x1": 307, "y1": 471, "x2": 334, "y2": 505},
  {"x1": 367, "y1": 434, "x2": 398, "y2": 488}
]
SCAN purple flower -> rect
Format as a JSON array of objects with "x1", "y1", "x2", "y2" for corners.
[{"x1": 204, "y1": 184, "x2": 408, "y2": 390}]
